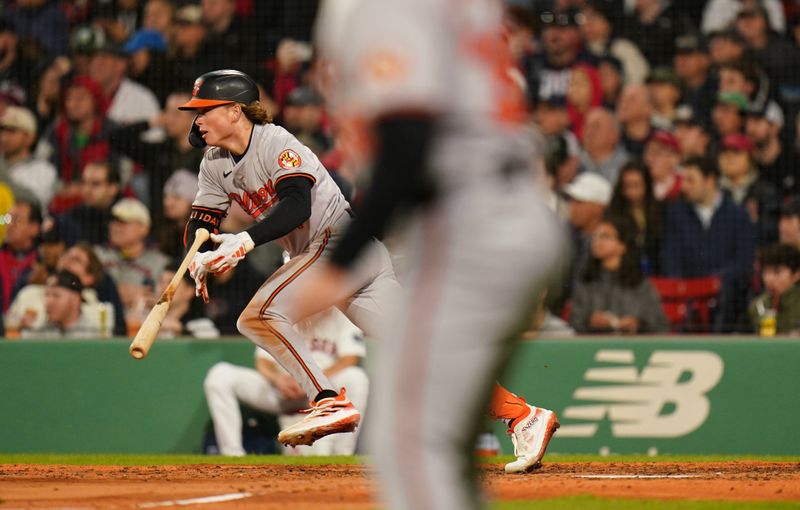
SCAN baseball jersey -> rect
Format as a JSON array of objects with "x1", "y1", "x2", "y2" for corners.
[
  {"x1": 256, "y1": 308, "x2": 365, "y2": 371},
  {"x1": 192, "y1": 123, "x2": 350, "y2": 256}
]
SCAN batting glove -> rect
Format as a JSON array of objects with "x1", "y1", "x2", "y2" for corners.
[
  {"x1": 207, "y1": 232, "x2": 255, "y2": 274},
  {"x1": 189, "y1": 251, "x2": 214, "y2": 303}
]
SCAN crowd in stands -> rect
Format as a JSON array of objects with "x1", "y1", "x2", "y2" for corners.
[{"x1": 3, "y1": 0, "x2": 800, "y2": 337}]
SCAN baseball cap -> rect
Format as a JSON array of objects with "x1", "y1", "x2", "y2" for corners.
[
  {"x1": 47, "y1": 270, "x2": 85, "y2": 296},
  {"x1": 648, "y1": 130, "x2": 681, "y2": 153},
  {"x1": 711, "y1": 28, "x2": 747, "y2": 46},
  {"x1": 163, "y1": 169, "x2": 199, "y2": 203},
  {"x1": 781, "y1": 196, "x2": 800, "y2": 217},
  {"x1": 286, "y1": 87, "x2": 324, "y2": 107},
  {"x1": 123, "y1": 29, "x2": 167, "y2": 54},
  {"x1": 748, "y1": 100, "x2": 784, "y2": 128},
  {"x1": 716, "y1": 91, "x2": 749, "y2": 112},
  {"x1": 737, "y1": 4, "x2": 767, "y2": 20},
  {"x1": 111, "y1": 198, "x2": 151, "y2": 226},
  {"x1": 646, "y1": 67, "x2": 681, "y2": 88},
  {"x1": 0, "y1": 80, "x2": 25, "y2": 106},
  {"x1": 675, "y1": 33, "x2": 707, "y2": 54},
  {"x1": 720, "y1": 133, "x2": 755, "y2": 153},
  {"x1": 0, "y1": 106, "x2": 37, "y2": 135},
  {"x1": 175, "y1": 5, "x2": 203, "y2": 25},
  {"x1": 564, "y1": 172, "x2": 612, "y2": 206}
]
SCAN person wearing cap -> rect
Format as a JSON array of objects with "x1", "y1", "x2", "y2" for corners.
[
  {"x1": 156, "y1": 169, "x2": 200, "y2": 259},
  {"x1": 674, "y1": 104, "x2": 712, "y2": 159},
  {"x1": 0, "y1": 106, "x2": 58, "y2": 210},
  {"x1": 168, "y1": 4, "x2": 208, "y2": 90},
  {"x1": 94, "y1": 197, "x2": 169, "y2": 314},
  {"x1": 779, "y1": 198, "x2": 800, "y2": 252},
  {"x1": 616, "y1": 83, "x2": 654, "y2": 157},
  {"x1": 702, "y1": 0, "x2": 785, "y2": 36},
  {"x1": 734, "y1": 3, "x2": 800, "y2": 88},
  {"x1": 562, "y1": 172, "x2": 613, "y2": 300},
  {"x1": 673, "y1": 33, "x2": 717, "y2": 123},
  {"x1": 746, "y1": 101, "x2": 794, "y2": 193},
  {"x1": 718, "y1": 59, "x2": 770, "y2": 116},
  {"x1": 0, "y1": 198, "x2": 42, "y2": 313},
  {"x1": 662, "y1": 156, "x2": 755, "y2": 331},
  {"x1": 578, "y1": 107, "x2": 628, "y2": 185},
  {"x1": 712, "y1": 91, "x2": 748, "y2": 141},
  {"x1": 708, "y1": 29, "x2": 748, "y2": 67},
  {"x1": 18, "y1": 270, "x2": 105, "y2": 339},
  {"x1": 3, "y1": 0, "x2": 69, "y2": 59},
  {"x1": 123, "y1": 28, "x2": 171, "y2": 103},
  {"x1": 623, "y1": 0, "x2": 692, "y2": 68},
  {"x1": 579, "y1": 0, "x2": 649, "y2": 85},
  {"x1": 281, "y1": 87, "x2": 331, "y2": 157},
  {"x1": 525, "y1": 8, "x2": 593, "y2": 104},
  {"x1": 718, "y1": 133, "x2": 779, "y2": 246},
  {"x1": 646, "y1": 67, "x2": 682, "y2": 130},
  {"x1": 644, "y1": 130, "x2": 683, "y2": 201},
  {"x1": 108, "y1": 91, "x2": 205, "y2": 224},
  {"x1": 87, "y1": 37, "x2": 161, "y2": 127},
  {"x1": 570, "y1": 214, "x2": 668, "y2": 334}
]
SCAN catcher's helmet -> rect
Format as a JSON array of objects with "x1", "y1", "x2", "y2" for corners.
[{"x1": 178, "y1": 69, "x2": 259, "y2": 110}]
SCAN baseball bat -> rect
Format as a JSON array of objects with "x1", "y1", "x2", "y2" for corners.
[{"x1": 129, "y1": 228, "x2": 210, "y2": 359}]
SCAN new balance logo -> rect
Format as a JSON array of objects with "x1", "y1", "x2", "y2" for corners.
[{"x1": 559, "y1": 350, "x2": 724, "y2": 438}]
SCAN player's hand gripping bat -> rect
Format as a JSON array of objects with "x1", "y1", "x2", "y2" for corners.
[{"x1": 128, "y1": 228, "x2": 210, "y2": 359}]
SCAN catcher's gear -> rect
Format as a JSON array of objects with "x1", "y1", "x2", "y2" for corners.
[
  {"x1": 178, "y1": 69, "x2": 259, "y2": 110},
  {"x1": 207, "y1": 231, "x2": 255, "y2": 274}
]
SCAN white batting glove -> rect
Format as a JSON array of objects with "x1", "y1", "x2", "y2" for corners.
[
  {"x1": 188, "y1": 251, "x2": 214, "y2": 303},
  {"x1": 207, "y1": 232, "x2": 255, "y2": 274}
]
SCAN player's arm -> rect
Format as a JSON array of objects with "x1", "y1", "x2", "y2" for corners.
[
  {"x1": 245, "y1": 175, "x2": 313, "y2": 245},
  {"x1": 329, "y1": 115, "x2": 436, "y2": 269},
  {"x1": 184, "y1": 206, "x2": 223, "y2": 252}
]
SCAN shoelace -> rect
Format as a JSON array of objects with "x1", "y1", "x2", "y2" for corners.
[{"x1": 299, "y1": 398, "x2": 350, "y2": 417}]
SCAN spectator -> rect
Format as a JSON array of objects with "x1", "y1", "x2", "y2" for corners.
[
  {"x1": 11, "y1": 221, "x2": 65, "y2": 295},
  {"x1": 749, "y1": 244, "x2": 800, "y2": 334},
  {"x1": 608, "y1": 159, "x2": 664, "y2": 275},
  {"x1": 708, "y1": 29, "x2": 748, "y2": 67},
  {"x1": 673, "y1": 33, "x2": 717, "y2": 124},
  {"x1": 622, "y1": 0, "x2": 691, "y2": 68},
  {"x1": 661, "y1": 156, "x2": 755, "y2": 331},
  {"x1": 734, "y1": 4, "x2": 800, "y2": 92},
  {"x1": 91, "y1": 0, "x2": 142, "y2": 44},
  {"x1": 616, "y1": 83, "x2": 654, "y2": 157},
  {"x1": 644, "y1": 130, "x2": 683, "y2": 201},
  {"x1": 4, "y1": 0, "x2": 69, "y2": 58},
  {"x1": 157, "y1": 169, "x2": 198, "y2": 259},
  {"x1": 566, "y1": 64, "x2": 603, "y2": 140},
  {"x1": 562, "y1": 171, "x2": 613, "y2": 301},
  {"x1": 718, "y1": 59, "x2": 770, "y2": 113},
  {"x1": 778, "y1": 198, "x2": 800, "y2": 252},
  {"x1": 7, "y1": 242, "x2": 124, "y2": 336},
  {"x1": 36, "y1": 75, "x2": 117, "y2": 214},
  {"x1": 59, "y1": 161, "x2": 121, "y2": 246},
  {"x1": 19, "y1": 270, "x2": 104, "y2": 338},
  {"x1": 88, "y1": 39, "x2": 161, "y2": 127},
  {"x1": 674, "y1": 105, "x2": 712, "y2": 158},
  {"x1": 168, "y1": 4, "x2": 208, "y2": 91},
  {"x1": 204, "y1": 308, "x2": 368, "y2": 456},
  {"x1": 542, "y1": 133, "x2": 574, "y2": 218},
  {"x1": 578, "y1": 107, "x2": 628, "y2": 185},
  {"x1": 0, "y1": 106, "x2": 58, "y2": 210},
  {"x1": 281, "y1": 87, "x2": 330, "y2": 157},
  {"x1": 579, "y1": 0, "x2": 649, "y2": 84},
  {"x1": 717, "y1": 133, "x2": 779, "y2": 246},
  {"x1": 123, "y1": 28, "x2": 171, "y2": 103},
  {"x1": 702, "y1": 0, "x2": 786, "y2": 35},
  {"x1": 646, "y1": 67, "x2": 682, "y2": 130},
  {"x1": 746, "y1": 101, "x2": 794, "y2": 194},
  {"x1": 0, "y1": 199, "x2": 41, "y2": 312},
  {"x1": 94, "y1": 198, "x2": 168, "y2": 314},
  {"x1": 570, "y1": 214, "x2": 668, "y2": 334},
  {"x1": 109, "y1": 91, "x2": 205, "y2": 222},
  {"x1": 712, "y1": 91, "x2": 748, "y2": 141},
  {"x1": 525, "y1": 8, "x2": 591, "y2": 104},
  {"x1": 33, "y1": 54, "x2": 71, "y2": 127},
  {"x1": 141, "y1": 0, "x2": 174, "y2": 40},
  {"x1": 0, "y1": 19, "x2": 42, "y2": 96},
  {"x1": 597, "y1": 55, "x2": 624, "y2": 109},
  {"x1": 200, "y1": 0, "x2": 260, "y2": 76}
]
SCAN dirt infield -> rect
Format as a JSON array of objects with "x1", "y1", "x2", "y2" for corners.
[{"x1": 1, "y1": 461, "x2": 798, "y2": 509}]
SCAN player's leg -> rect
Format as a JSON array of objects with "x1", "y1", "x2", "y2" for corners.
[
  {"x1": 488, "y1": 383, "x2": 559, "y2": 473},
  {"x1": 203, "y1": 362, "x2": 282, "y2": 456}
]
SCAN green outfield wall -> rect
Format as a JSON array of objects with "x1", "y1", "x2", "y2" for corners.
[{"x1": 1, "y1": 337, "x2": 798, "y2": 455}]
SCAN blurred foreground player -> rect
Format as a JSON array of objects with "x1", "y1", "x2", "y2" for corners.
[{"x1": 295, "y1": 0, "x2": 564, "y2": 507}]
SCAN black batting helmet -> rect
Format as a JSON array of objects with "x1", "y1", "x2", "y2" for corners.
[{"x1": 178, "y1": 69, "x2": 259, "y2": 110}]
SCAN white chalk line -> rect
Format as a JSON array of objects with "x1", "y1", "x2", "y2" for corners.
[
  {"x1": 574, "y1": 474, "x2": 702, "y2": 479},
  {"x1": 137, "y1": 491, "x2": 254, "y2": 508}
]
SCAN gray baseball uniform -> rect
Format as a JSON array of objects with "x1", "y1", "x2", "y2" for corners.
[
  {"x1": 318, "y1": 0, "x2": 563, "y2": 507},
  {"x1": 193, "y1": 123, "x2": 400, "y2": 399}
]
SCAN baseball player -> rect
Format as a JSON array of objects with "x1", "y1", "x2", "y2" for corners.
[
  {"x1": 293, "y1": 0, "x2": 564, "y2": 507},
  {"x1": 179, "y1": 69, "x2": 401, "y2": 447},
  {"x1": 204, "y1": 307, "x2": 368, "y2": 456}
]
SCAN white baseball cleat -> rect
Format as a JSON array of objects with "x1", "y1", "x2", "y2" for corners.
[
  {"x1": 277, "y1": 388, "x2": 361, "y2": 447},
  {"x1": 504, "y1": 405, "x2": 559, "y2": 474}
]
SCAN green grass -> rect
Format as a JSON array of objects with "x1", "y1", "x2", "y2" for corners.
[
  {"x1": 491, "y1": 496, "x2": 800, "y2": 510},
  {"x1": 1, "y1": 453, "x2": 799, "y2": 466}
]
